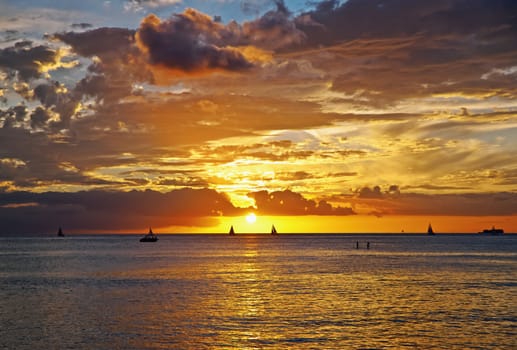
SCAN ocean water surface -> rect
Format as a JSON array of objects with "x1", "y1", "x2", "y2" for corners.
[{"x1": 0, "y1": 234, "x2": 516, "y2": 349}]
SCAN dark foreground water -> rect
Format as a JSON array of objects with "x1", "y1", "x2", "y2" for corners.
[{"x1": 1, "y1": 234, "x2": 516, "y2": 349}]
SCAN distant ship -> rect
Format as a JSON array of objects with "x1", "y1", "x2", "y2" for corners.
[
  {"x1": 427, "y1": 223, "x2": 435, "y2": 235},
  {"x1": 57, "y1": 227, "x2": 64, "y2": 237},
  {"x1": 271, "y1": 225, "x2": 278, "y2": 235},
  {"x1": 229, "y1": 225, "x2": 235, "y2": 236},
  {"x1": 479, "y1": 226, "x2": 504, "y2": 235},
  {"x1": 140, "y1": 227, "x2": 158, "y2": 242}
]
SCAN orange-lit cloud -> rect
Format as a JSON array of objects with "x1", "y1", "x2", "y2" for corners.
[
  {"x1": 134, "y1": 6, "x2": 297, "y2": 78},
  {"x1": 249, "y1": 189, "x2": 355, "y2": 216},
  {"x1": 0, "y1": 43, "x2": 62, "y2": 81},
  {"x1": 136, "y1": 12, "x2": 254, "y2": 74}
]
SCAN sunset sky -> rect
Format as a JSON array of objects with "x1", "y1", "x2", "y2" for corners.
[{"x1": 0, "y1": 0, "x2": 516, "y2": 234}]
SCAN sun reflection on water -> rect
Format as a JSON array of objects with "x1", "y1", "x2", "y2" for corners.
[{"x1": 1, "y1": 235, "x2": 516, "y2": 349}]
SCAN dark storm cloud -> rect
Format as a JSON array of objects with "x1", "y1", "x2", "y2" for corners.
[
  {"x1": 249, "y1": 189, "x2": 355, "y2": 215},
  {"x1": 0, "y1": 44, "x2": 58, "y2": 81},
  {"x1": 0, "y1": 188, "x2": 243, "y2": 234}
]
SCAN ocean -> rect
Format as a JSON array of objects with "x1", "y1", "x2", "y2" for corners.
[{"x1": 1, "y1": 234, "x2": 515, "y2": 349}]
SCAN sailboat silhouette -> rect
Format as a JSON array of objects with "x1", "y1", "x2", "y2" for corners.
[
  {"x1": 271, "y1": 225, "x2": 278, "y2": 235},
  {"x1": 427, "y1": 223, "x2": 435, "y2": 235},
  {"x1": 140, "y1": 227, "x2": 158, "y2": 242},
  {"x1": 229, "y1": 225, "x2": 235, "y2": 235}
]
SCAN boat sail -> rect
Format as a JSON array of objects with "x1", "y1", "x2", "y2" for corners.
[
  {"x1": 229, "y1": 225, "x2": 235, "y2": 235},
  {"x1": 427, "y1": 223, "x2": 435, "y2": 235},
  {"x1": 140, "y1": 227, "x2": 158, "y2": 242},
  {"x1": 57, "y1": 227, "x2": 64, "y2": 237},
  {"x1": 271, "y1": 225, "x2": 278, "y2": 235}
]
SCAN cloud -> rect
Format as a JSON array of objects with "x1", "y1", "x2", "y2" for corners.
[
  {"x1": 71, "y1": 23, "x2": 93, "y2": 29},
  {"x1": 30, "y1": 106, "x2": 53, "y2": 130},
  {"x1": 194, "y1": 139, "x2": 318, "y2": 163},
  {"x1": 135, "y1": 10, "x2": 254, "y2": 74},
  {"x1": 1, "y1": 79, "x2": 86, "y2": 134},
  {"x1": 124, "y1": 0, "x2": 182, "y2": 12},
  {"x1": 241, "y1": 0, "x2": 270, "y2": 16},
  {"x1": 0, "y1": 44, "x2": 59, "y2": 81},
  {"x1": 56, "y1": 7, "x2": 302, "y2": 80},
  {"x1": 276, "y1": 171, "x2": 314, "y2": 181},
  {"x1": 393, "y1": 192, "x2": 517, "y2": 216},
  {"x1": 241, "y1": 0, "x2": 305, "y2": 50},
  {"x1": 0, "y1": 125, "x2": 120, "y2": 188},
  {"x1": 31, "y1": 81, "x2": 83, "y2": 131},
  {"x1": 344, "y1": 185, "x2": 517, "y2": 216},
  {"x1": 55, "y1": 27, "x2": 153, "y2": 104},
  {"x1": 249, "y1": 189, "x2": 355, "y2": 215},
  {"x1": 298, "y1": 0, "x2": 517, "y2": 45},
  {"x1": 357, "y1": 185, "x2": 384, "y2": 199},
  {"x1": 289, "y1": 0, "x2": 517, "y2": 107},
  {"x1": 0, "y1": 105, "x2": 28, "y2": 127},
  {"x1": 55, "y1": 27, "x2": 136, "y2": 58},
  {"x1": 134, "y1": 4, "x2": 305, "y2": 76},
  {"x1": 0, "y1": 188, "x2": 243, "y2": 234}
]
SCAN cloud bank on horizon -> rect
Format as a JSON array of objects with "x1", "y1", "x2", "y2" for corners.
[{"x1": 0, "y1": 0, "x2": 516, "y2": 232}]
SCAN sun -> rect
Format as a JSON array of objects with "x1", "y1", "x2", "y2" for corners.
[{"x1": 246, "y1": 213, "x2": 257, "y2": 224}]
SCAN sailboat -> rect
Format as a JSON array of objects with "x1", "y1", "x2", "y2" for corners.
[
  {"x1": 271, "y1": 225, "x2": 278, "y2": 235},
  {"x1": 427, "y1": 223, "x2": 435, "y2": 235},
  {"x1": 57, "y1": 227, "x2": 64, "y2": 237},
  {"x1": 140, "y1": 227, "x2": 158, "y2": 242},
  {"x1": 479, "y1": 226, "x2": 504, "y2": 235},
  {"x1": 229, "y1": 225, "x2": 235, "y2": 235}
]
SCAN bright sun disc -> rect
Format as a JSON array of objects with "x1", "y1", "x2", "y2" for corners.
[{"x1": 246, "y1": 213, "x2": 257, "y2": 224}]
